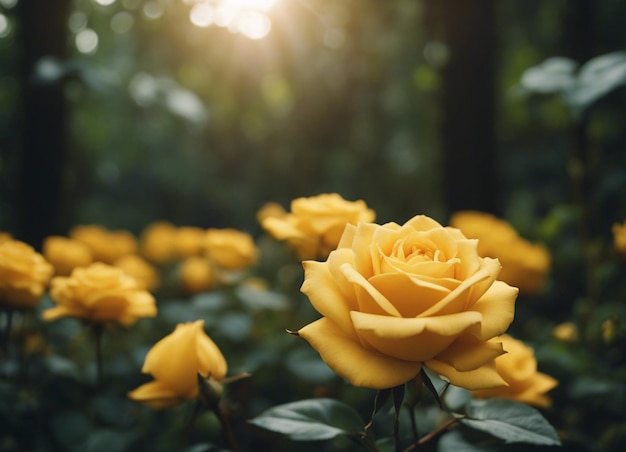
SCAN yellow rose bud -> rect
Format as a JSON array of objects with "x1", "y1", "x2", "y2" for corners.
[
  {"x1": 140, "y1": 221, "x2": 177, "y2": 263},
  {"x1": 128, "y1": 320, "x2": 227, "y2": 409},
  {"x1": 70, "y1": 225, "x2": 138, "y2": 264},
  {"x1": 113, "y1": 254, "x2": 159, "y2": 292},
  {"x1": 450, "y1": 211, "x2": 551, "y2": 295},
  {"x1": 179, "y1": 257, "x2": 214, "y2": 294},
  {"x1": 297, "y1": 215, "x2": 518, "y2": 390},
  {"x1": 472, "y1": 334, "x2": 558, "y2": 408},
  {"x1": 204, "y1": 228, "x2": 259, "y2": 271},
  {"x1": 261, "y1": 193, "x2": 376, "y2": 260},
  {"x1": 43, "y1": 236, "x2": 93, "y2": 276},
  {"x1": 612, "y1": 221, "x2": 626, "y2": 256},
  {"x1": 0, "y1": 240, "x2": 53, "y2": 309},
  {"x1": 552, "y1": 321, "x2": 578, "y2": 342},
  {"x1": 42, "y1": 262, "x2": 157, "y2": 326}
]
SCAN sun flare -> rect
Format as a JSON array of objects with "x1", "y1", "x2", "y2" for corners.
[{"x1": 186, "y1": 0, "x2": 278, "y2": 39}]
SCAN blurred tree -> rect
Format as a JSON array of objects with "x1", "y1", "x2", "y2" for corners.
[
  {"x1": 15, "y1": 0, "x2": 71, "y2": 248},
  {"x1": 439, "y1": 0, "x2": 498, "y2": 215}
]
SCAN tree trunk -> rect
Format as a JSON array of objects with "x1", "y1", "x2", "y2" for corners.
[
  {"x1": 440, "y1": 0, "x2": 498, "y2": 215},
  {"x1": 15, "y1": 0, "x2": 71, "y2": 249}
]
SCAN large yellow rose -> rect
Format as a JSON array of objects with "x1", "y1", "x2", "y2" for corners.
[
  {"x1": 261, "y1": 193, "x2": 376, "y2": 259},
  {"x1": 70, "y1": 225, "x2": 138, "y2": 264},
  {"x1": 42, "y1": 262, "x2": 157, "y2": 326},
  {"x1": 204, "y1": 228, "x2": 259, "y2": 271},
  {"x1": 128, "y1": 320, "x2": 227, "y2": 408},
  {"x1": 472, "y1": 334, "x2": 558, "y2": 408},
  {"x1": 0, "y1": 240, "x2": 53, "y2": 309},
  {"x1": 450, "y1": 211, "x2": 551, "y2": 294},
  {"x1": 296, "y1": 215, "x2": 518, "y2": 390},
  {"x1": 43, "y1": 236, "x2": 93, "y2": 276}
]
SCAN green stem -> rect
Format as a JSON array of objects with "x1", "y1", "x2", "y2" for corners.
[
  {"x1": 403, "y1": 417, "x2": 459, "y2": 452},
  {"x1": 214, "y1": 402, "x2": 242, "y2": 452}
]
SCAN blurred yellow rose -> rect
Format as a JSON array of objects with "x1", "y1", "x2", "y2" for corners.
[
  {"x1": 256, "y1": 202, "x2": 287, "y2": 224},
  {"x1": 42, "y1": 262, "x2": 156, "y2": 326},
  {"x1": 113, "y1": 255, "x2": 159, "y2": 291},
  {"x1": 140, "y1": 221, "x2": 177, "y2": 263},
  {"x1": 612, "y1": 220, "x2": 626, "y2": 255},
  {"x1": 204, "y1": 228, "x2": 259, "y2": 271},
  {"x1": 128, "y1": 320, "x2": 227, "y2": 408},
  {"x1": 261, "y1": 193, "x2": 376, "y2": 259},
  {"x1": 552, "y1": 321, "x2": 578, "y2": 342},
  {"x1": 0, "y1": 232, "x2": 12, "y2": 244},
  {"x1": 43, "y1": 236, "x2": 93, "y2": 276},
  {"x1": 179, "y1": 257, "x2": 214, "y2": 294},
  {"x1": 0, "y1": 240, "x2": 53, "y2": 309},
  {"x1": 450, "y1": 211, "x2": 551, "y2": 294},
  {"x1": 70, "y1": 225, "x2": 138, "y2": 264},
  {"x1": 297, "y1": 215, "x2": 518, "y2": 390},
  {"x1": 173, "y1": 226, "x2": 206, "y2": 258},
  {"x1": 472, "y1": 334, "x2": 558, "y2": 408}
]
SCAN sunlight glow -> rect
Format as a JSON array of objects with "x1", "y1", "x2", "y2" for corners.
[
  {"x1": 187, "y1": 0, "x2": 278, "y2": 40},
  {"x1": 76, "y1": 28, "x2": 99, "y2": 54},
  {"x1": 94, "y1": 0, "x2": 116, "y2": 5}
]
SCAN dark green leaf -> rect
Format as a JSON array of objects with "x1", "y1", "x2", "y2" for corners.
[
  {"x1": 248, "y1": 398, "x2": 365, "y2": 441},
  {"x1": 365, "y1": 388, "x2": 392, "y2": 430},
  {"x1": 460, "y1": 399, "x2": 561, "y2": 446}
]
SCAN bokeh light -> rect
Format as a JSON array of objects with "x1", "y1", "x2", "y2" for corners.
[
  {"x1": 0, "y1": 14, "x2": 10, "y2": 38},
  {"x1": 111, "y1": 11, "x2": 134, "y2": 33},
  {"x1": 187, "y1": 0, "x2": 277, "y2": 40},
  {"x1": 75, "y1": 28, "x2": 99, "y2": 54},
  {"x1": 94, "y1": 0, "x2": 116, "y2": 5}
]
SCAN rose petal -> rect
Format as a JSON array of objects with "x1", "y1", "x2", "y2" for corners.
[
  {"x1": 341, "y1": 263, "x2": 401, "y2": 317},
  {"x1": 351, "y1": 311, "x2": 483, "y2": 361},
  {"x1": 300, "y1": 261, "x2": 355, "y2": 333},
  {"x1": 196, "y1": 330, "x2": 228, "y2": 380},
  {"x1": 425, "y1": 358, "x2": 507, "y2": 390},
  {"x1": 405, "y1": 215, "x2": 445, "y2": 231},
  {"x1": 433, "y1": 335, "x2": 505, "y2": 371},
  {"x1": 127, "y1": 380, "x2": 180, "y2": 408},
  {"x1": 466, "y1": 280, "x2": 518, "y2": 340},
  {"x1": 298, "y1": 318, "x2": 422, "y2": 389}
]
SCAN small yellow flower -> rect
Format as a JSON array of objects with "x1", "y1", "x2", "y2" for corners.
[
  {"x1": 0, "y1": 240, "x2": 53, "y2": 309},
  {"x1": 179, "y1": 257, "x2": 214, "y2": 294},
  {"x1": 43, "y1": 236, "x2": 93, "y2": 276},
  {"x1": 472, "y1": 334, "x2": 558, "y2": 408},
  {"x1": 261, "y1": 193, "x2": 375, "y2": 260},
  {"x1": 173, "y1": 226, "x2": 206, "y2": 258},
  {"x1": 204, "y1": 228, "x2": 259, "y2": 271},
  {"x1": 450, "y1": 211, "x2": 551, "y2": 294},
  {"x1": 42, "y1": 262, "x2": 156, "y2": 326},
  {"x1": 70, "y1": 225, "x2": 137, "y2": 264},
  {"x1": 612, "y1": 221, "x2": 626, "y2": 256},
  {"x1": 552, "y1": 321, "x2": 578, "y2": 342},
  {"x1": 128, "y1": 320, "x2": 227, "y2": 409},
  {"x1": 113, "y1": 255, "x2": 159, "y2": 292}
]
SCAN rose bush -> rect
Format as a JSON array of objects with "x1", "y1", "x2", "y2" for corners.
[
  {"x1": 0, "y1": 240, "x2": 53, "y2": 309},
  {"x1": 449, "y1": 211, "x2": 551, "y2": 294},
  {"x1": 296, "y1": 215, "x2": 518, "y2": 390},
  {"x1": 42, "y1": 262, "x2": 157, "y2": 326},
  {"x1": 204, "y1": 228, "x2": 259, "y2": 271},
  {"x1": 128, "y1": 320, "x2": 227, "y2": 408},
  {"x1": 472, "y1": 334, "x2": 558, "y2": 408},
  {"x1": 261, "y1": 193, "x2": 376, "y2": 259}
]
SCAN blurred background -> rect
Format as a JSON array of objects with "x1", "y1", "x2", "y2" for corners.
[{"x1": 1, "y1": 0, "x2": 624, "y2": 248}]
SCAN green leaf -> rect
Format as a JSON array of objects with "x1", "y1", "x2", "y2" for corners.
[
  {"x1": 459, "y1": 399, "x2": 561, "y2": 446},
  {"x1": 248, "y1": 398, "x2": 366, "y2": 441},
  {"x1": 520, "y1": 57, "x2": 577, "y2": 94}
]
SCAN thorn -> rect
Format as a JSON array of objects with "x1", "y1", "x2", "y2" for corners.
[{"x1": 286, "y1": 329, "x2": 300, "y2": 336}]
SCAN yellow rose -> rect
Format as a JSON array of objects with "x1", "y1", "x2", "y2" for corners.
[
  {"x1": 204, "y1": 228, "x2": 259, "y2": 271},
  {"x1": 0, "y1": 240, "x2": 53, "y2": 309},
  {"x1": 552, "y1": 321, "x2": 578, "y2": 342},
  {"x1": 42, "y1": 262, "x2": 157, "y2": 326},
  {"x1": 472, "y1": 334, "x2": 558, "y2": 408},
  {"x1": 612, "y1": 220, "x2": 626, "y2": 255},
  {"x1": 173, "y1": 226, "x2": 206, "y2": 258},
  {"x1": 113, "y1": 255, "x2": 159, "y2": 291},
  {"x1": 43, "y1": 236, "x2": 93, "y2": 276},
  {"x1": 296, "y1": 215, "x2": 518, "y2": 390},
  {"x1": 128, "y1": 320, "x2": 227, "y2": 408},
  {"x1": 256, "y1": 202, "x2": 287, "y2": 224},
  {"x1": 179, "y1": 257, "x2": 214, "y2": 294},
  {"x1": 140, "y1": 221, "x2": 177, "y2": 263},
  {"x1": 261, "y1": 193, "x2": 376, "y2": 259},
  {"x1": 70, "y1": 225, "x2": 138, "y2": 264},
  {"x1": 0, "y1": 232, "x2": 12, "y2": 244},
  {"x1": 450, "y1": 211, "x2": 551, "y2": 294}
]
